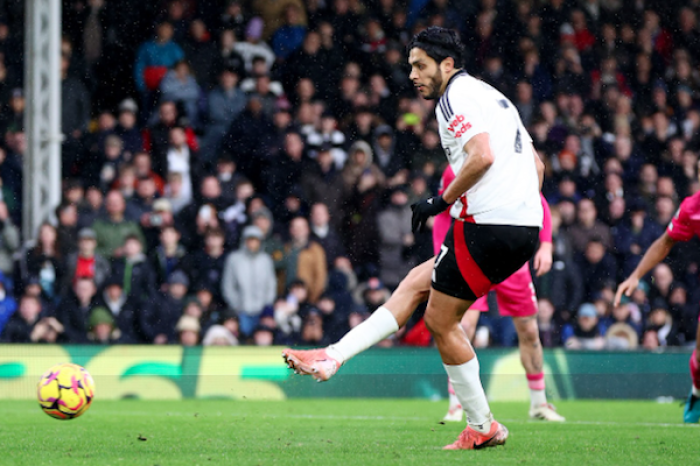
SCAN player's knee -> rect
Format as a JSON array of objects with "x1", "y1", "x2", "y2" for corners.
[
  {"x1": 423, "y1": 308, "x2": 443, "y2": 336},
  {"x1": 517, "y1": 318, "x2": 540, "y2": 345}
]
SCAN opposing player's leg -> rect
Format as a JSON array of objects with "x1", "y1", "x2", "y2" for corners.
[
  {"x1": 496, "y1": 266, "x2": 564, "y2": 421},
  {"x1": 684, "y1": 324, "x2": 700, "y2": 423},
  {"x1": 282, "y1": 258, "x2": 434, "y2": 381},
  {"x1": 443, "y1": 305, "x2": 481, "y2": 421},
  {"x1": 512, "y1": 316, "x2": 564, "y2": 421}
]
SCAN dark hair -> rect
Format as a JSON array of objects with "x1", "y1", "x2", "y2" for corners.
[{"x1": 408, "y1": 27, "x2": 464, "y2": 68}]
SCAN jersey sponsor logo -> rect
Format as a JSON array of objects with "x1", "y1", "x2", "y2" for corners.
[
  {"x1": 454, "y1": 121, "x2": 472, "y2": 138},
  {"x1": 447, "y1": 114, "x2": 465, "y2": 132}
]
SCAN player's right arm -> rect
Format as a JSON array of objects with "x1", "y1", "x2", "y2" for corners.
[
  {"x1": 614, "y1": 232, "x2": 676, "y2": 306},
  {"x1": 615, "y1": 198, "x2": 695, "y2": 306},
  {"x1": 441, "y1": 133, "x2": 494, "y2": 204}
]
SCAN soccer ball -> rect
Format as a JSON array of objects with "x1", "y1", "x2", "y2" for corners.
[{"x1": 37, "y1": 363, "x2": 95, "y2": 420}]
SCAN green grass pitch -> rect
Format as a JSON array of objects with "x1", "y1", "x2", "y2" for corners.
[{"x1": 0, "y1": 399, "x2": 696, "y2": 465}]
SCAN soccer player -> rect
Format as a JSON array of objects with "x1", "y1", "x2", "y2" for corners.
[
  {"x1": 435, "y1": 166, "x2": 564, "y2": 422},
  {"x1": 285, "y1": 27, "x2": 545, "y2": 449},
  {"x1": 615, "y1": 190, "x2": 700, "y2": 423}
]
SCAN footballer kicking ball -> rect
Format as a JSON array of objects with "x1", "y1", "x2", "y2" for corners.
[{"x1": 37, "y1": 363, "x2": 95, "y2": 420}]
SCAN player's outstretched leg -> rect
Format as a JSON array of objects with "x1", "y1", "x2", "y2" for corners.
[
  {"x1": 684, "y1": 344, "x2": 700, "y2": 423},
  {"x1": 512, "y1": 316, "x2": 565, "y2": 422},
  {"x1": 283, "y1": 258, "x2": 434, "y2": 381},
  {"x1": 424, "y1": 289, "x2": 507, "y2": 450}
]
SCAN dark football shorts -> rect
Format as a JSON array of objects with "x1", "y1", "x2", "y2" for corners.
[{"x1": 431, "y1": 220, "x2": 539, "y2": 301}]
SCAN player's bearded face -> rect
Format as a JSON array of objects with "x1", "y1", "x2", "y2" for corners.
[
  {"x1": 409, "y1": 48, "x2": 444, "y2": 100},
  {"x1": 424, "y1": 68, "x2": 443, "y2": 100}
]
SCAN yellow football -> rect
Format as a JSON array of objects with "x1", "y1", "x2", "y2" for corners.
[{"x1": 37, "y1": 363, "x2": 95, "y2": 420}]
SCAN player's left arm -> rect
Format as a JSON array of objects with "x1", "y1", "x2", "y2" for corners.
[{"x1": 441, "y1": 133, "x2": 494, "y2": 204}]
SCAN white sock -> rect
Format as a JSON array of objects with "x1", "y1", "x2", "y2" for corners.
[
  {"x1": 444, "y1": 358, "x2": 493, "y2": 433},
  {"x1": 326, "y1": 306, "x2": 399, "y2": 364},
  {"x1": 693, "y1": 385, "x2": 700, "y2": 397},
  {"x1": 530, "y1": 389, "x2": 547, "y2": 408},
  {"x1": 448, "y1": 392, "x2": 461, "y2": 409}
]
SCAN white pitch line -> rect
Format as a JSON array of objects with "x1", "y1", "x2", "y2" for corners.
[{"x1": 13, "y1": 409, "x2": 700, "y2": 429}]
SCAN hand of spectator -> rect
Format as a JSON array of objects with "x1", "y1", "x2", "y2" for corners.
[
  {"x1": 533, "y1": 242, "x2": 553, "y2": 277},
  {"x1": 154, "y1": 334, "x2": 168, "y2": 345},
  {"x1": 358, "y1": 172, "x2": 377, "y2": 193},
  {"x1": 388, "y1": 169, "x2": 408, "y2": 187},
  {"x1": 614, "y1": 276, "x2": 639, "y2": 307}
]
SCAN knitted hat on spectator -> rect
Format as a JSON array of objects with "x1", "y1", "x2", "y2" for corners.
[
  {"x1": 246, "y1": 17, "x2": 264, "y2": 40},
  {"x1": 78, "y1": 228, "x2": 97, "y2": 240},
  {"x1": 176, "y1": 315, "x2": 201, "y2": 333},
  {"x1": 242, "y1": 225, "x2": 264, "y2": 240},
  {"x1": 202, "y1": 325, "x2": 238, "y2": 346},
  {"x1": 577, "y1": 303, "x2": 597, "y2": 318},
  {"x1": 89, "y1": 307, "x2": 115, "y2": 329},
  {"x1": 168, "y1": 270, "x2": 190, "y2": 287}
]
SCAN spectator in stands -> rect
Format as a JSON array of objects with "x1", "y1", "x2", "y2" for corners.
[
  {"x1": 134, "y1": 21, "x2": 184, "y2": 110},
  {"x1": 614, "y1": 201, "x2": 663, "y2": 277},
  {"x1": 56, "y1": 277, "x2": 99, "y2": 343},
  {"x1": 151, "y1": 224, "x2": 187, "y2": 290},
  {"x1": 114, "y1": 99, "x2": 142, "y2": 158},
  {"x1": 133, "y1": 152, "x2": 164, "y2": 196},
  {"x1": 272, "y1": 4, "x2": 307, "y2": 60},
  {"x1": 282, "y1": 217, "x2": 327, "y2": 304},
  {"x1": 645, "y1": 299, "x2": 682, "y2": 347},
  {"x1": 86, "y1": 306, "x2": 122, "y2": 344},
  {"x1": 61, "y1": 54, "x2": 91, "y2": 176},
  {"x1": 61, "y1": 228, "x2": 110, "y2": 295},
  {"x1": 0, "y1": 272, "x2": 16, "y2": 336},
  {"x1": 202, "y1": 324, "x2": 238, "y2": 346},
  {"x1": 1, "y1": 295, "x2": 55, "y2": 343},
  {"x1": 576, "y1": 238, "x2": 618, "y2": 302},
  {"x1": 235, "y1": 17, "x2": 275, "y2": 73},
  {"x1": 184, "y1": 226, "x2": 228, "y2": 305},
  {"x1": 214, "y1": 28, "x2": 246, "y2": 80},
  {"x1": 568, "y1": 198, "x2": 612, "y2": 254},
  {"x1": 182, "y1": 19, "x2": 218, "y2": 88},
  {"x1": 55, "y1": 202, "x2": 79, "y2": 256},
  {"x1": 200, "y1": 66, "x2": 247, "y2": 164},
  {"x1": 111, "y1": 235, "x2": 156, "y2": 303},
  {"x1": 221, "y1": 225, "x2": 276, "y2": 336},
  {"x1": 563, "y1": 303, "x2": 605, "y2": 350},
  {"x1": 144, "y1": 270, "x2": 189, "y2": 344},
  {"x1": 176, "y1": 315, "x2": 201, "y2": 346},
  {"x1": 160, "y1": 60, "x2": 202, "y2": 129},
  {"x1": 309, "y1": 202, "x2": 345, "y2": 269},
  {"x1": 0, "y1": 199, "x2": 18, "y2": 277},
  {"x1": 536, "y1": 298, "x2": 561, "y2": 348},
  {"x1": 265, "y1": 132, "x2": 310, "y2": 216},
  {"x1": 377, "y1": 186, "x2": 415, "y2": 289},
  {"x1": 23, "y1": 223, "x2": 63, "y2": 303},
  {"x1": 92, "y1": 190, "x2": 145, "y2": 258}
]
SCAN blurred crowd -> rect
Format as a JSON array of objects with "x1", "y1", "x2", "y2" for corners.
[{"x1": 0, "y1": 0, "x2": 699, "y2": 350}]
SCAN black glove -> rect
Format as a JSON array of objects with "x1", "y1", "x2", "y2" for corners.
[{"x1": 411, "y1": 196, "x2": 450, "y2": 233}]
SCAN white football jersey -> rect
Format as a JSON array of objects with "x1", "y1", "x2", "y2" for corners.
[{"x1": 436, "y1": 71, "x2": 542, "y2": 228}]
